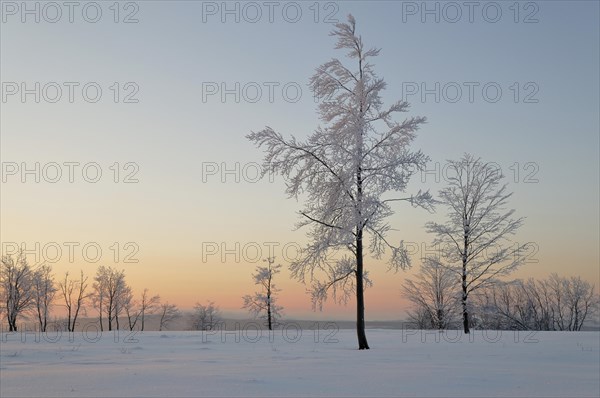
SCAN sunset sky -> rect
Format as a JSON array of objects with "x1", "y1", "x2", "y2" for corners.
[{"x1": 1, "y1": 1, "x2": 598, "y2": 320}]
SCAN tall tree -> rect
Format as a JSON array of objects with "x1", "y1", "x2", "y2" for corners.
[
  {"x1": 248, "y1": 15, "x2": 431, "y2": 349},
  {"x1": 92, "y1": 270, "x2": 106, "y2": 331},
  {"x1": 0, "y1": 251, "x2": 35, "y2": 331},
  {"x1": 124, "y1": 286, "x2": 137, "y2": 330},
  {"x1": 139, "y1": 289, "x2": 160, "y2": 331},
  {"x1": 426, "y1": 154, "x2": 528, "y2": 333},
  {"x1": 32, "y1": 264, "x2": 57, "y2": 332},
  {"x1": 59, "y1": 270, "x2": 90, "y2": 332},
  {"x1": 93, "y1": 266, "x2": 128, "y2": 331},
  {"x1": 242, "y1": 257, "x2": 283, "y2": 330}
]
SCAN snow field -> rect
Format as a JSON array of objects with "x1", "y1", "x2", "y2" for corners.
[{"x1": 1, "y1": 329, "x2": 599, "y2": 397}]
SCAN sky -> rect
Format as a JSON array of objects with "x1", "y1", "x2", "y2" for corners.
[{"x1": 1, "y1": 0, "x2": 599, "y2": 320}]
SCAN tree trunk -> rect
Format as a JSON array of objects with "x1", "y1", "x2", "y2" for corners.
[
  {"x1": 355, "y1": 133, "x2": 369, "y2": 350},
  {"x1": 8, "y1": 313, "x2": 17, "y2": 332},
  {"x1": 356, "y1": 229, "x2": 370, "y2": 350},
  {"x1": 41, "y1": 315, "x2": 47, "y2": 333},
  {"x1": 462, "y1": 292, "x2": 469, "y2": 334},
  {"x1": 462, "y1": 261, "x2": 469, "y2": 333},
  {"x1": 159, "y1": 313, "x2": 164, "y2": 332},
  {"x1": 72, "y1": 302, "x2": 81, "y2": 333},
  {"x1": 107, "y1": 297, "x2": 113, "y2": 331},
  {"x1": 37, "y1": 307, "x2": 44, "y2": 332},
  {"x1": 66, "y1": 307, "x2": 72, "y2": 333},
  {"x1": 267, "y1": 292, "x2": 272, "y2": 331},
  {"x1": 462, "y1": 221, "x2": 470, "y2": 334},
  {"x1": 98, "y1": 300, "x2": 104, "y2": 332}
]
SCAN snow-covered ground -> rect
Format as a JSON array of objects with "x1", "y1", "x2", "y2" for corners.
[{"x1": 1, "y1": 328, "x2": 599, "y2": 397}]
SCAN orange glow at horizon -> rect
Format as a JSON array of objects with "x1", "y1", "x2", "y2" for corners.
[{"x1": 1, "y1": 233, "x2": 598, "y2": 322}]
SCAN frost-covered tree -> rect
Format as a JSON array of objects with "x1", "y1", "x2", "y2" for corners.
[
  {"x1": 402, "y1": 258, "x2": 459, "y2": 330},
  {"x1": 473, "y1": 274, "x2": 599, "y2": 331},
  {"x1": 32, "y1": 264, "x2": 57, "y2": 332},
  {"x1": 242, "y1": 257, "x2": 283, "y2": 330},
  {"x1": 159, "y1": 302, "x2": 180, "y2": 331},
  {"x1": 473, "y1": 280, "x2": 532, "y2": 330},
  {"x1": 93, "y1": 266, "x2": 128, "y2": 331},
  {"x1": 191, "y1": 301, "x2": 221, "y2": 331},
  {"x1": 0, "y1": 250, "x2": 35, "y2": 331},
  {"x1": 247, "y1": 15, "x2": 431, "y2": 349},
  {"x1": 58, "y1": 270, "x2": 90, "y2": 332},
  {"x1": 545, "y1": 274, "x2": 598, "y2": 331},
  {"x1": 426, "y1": 154, "x2": 528, "y2": 334}
]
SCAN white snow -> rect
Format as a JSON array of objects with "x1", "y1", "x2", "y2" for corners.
[{"x1": 1, "y1": 328, "x2": 599, "y2": 397}]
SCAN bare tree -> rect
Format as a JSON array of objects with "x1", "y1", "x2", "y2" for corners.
[
  {"x1": 113, "y1": 283, "x2": 128, "y2": 331},
  {"x1": 405, "y1": 306, "x2": 435, "y2": 330},
  {"x1": 92, "y1": 271, "x2": 105, "y2": 331},
  {"x1": 191, "y1": 301, "x2": 221, "y2": 331},
  {"x1": 125, "y1": 288, "x2": 160, "y2": 331},
  {"x1": 402, "y1": 258, "x2": 459, "y2": 330},
  {"x1": 139, "y1": 289, "x2": 160, "y2": 331},
  {"x1": 520, "y1": 278, "x2": 554, "y2": 331},
  {"x1": 123, "y1": 285, "x2": 137, "y2": 330},
  {"x1": 93, "y1": 266, "x2": 128, "y2": 331},
  {"x1": 247, "y1": 15, "x2": 432, "y2": 349},
  {"x1": 1, "y1": 251, "x2": 35, "y2": 331},
  {"x1": 471, "y1": 274, "x2": 598, "y2": 331},
  {"x1": 159, "y1": 302, "x2": 180, "y2": 331},
  {"x1": 31, "y1": 265, "x2": 57, "y2": 332},
  {"x1": 426, "y1": 154, "x2": 528, "y2": 333},
  {"x1": 547, "y1": 274, "x2": 598, "y2": 331},
  {"x1": 242, "y1": 257, "x2": 283, "y2": 330},
  {"x1": 58, "y1": 270, "x2": 90, "y2": 332},
  {"x1": 488, "y1": 280, "x2": 554, "y2": 331},
  {"x1": 474, "y1": 281, "x2": 530, "y2": 330}
]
